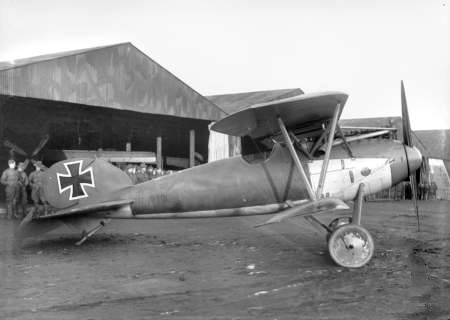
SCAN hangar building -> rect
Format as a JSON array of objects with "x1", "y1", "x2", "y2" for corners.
[{"x1": 0, "y1": 43, "x2": 225, "y2": 173}]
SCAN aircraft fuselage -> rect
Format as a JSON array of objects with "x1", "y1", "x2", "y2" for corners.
[{"x1": 121, "y1": 139, "x2": 422, "y2": 217}]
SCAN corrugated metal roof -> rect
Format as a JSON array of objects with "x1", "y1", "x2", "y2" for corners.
[
  {"x1": 207, "y1": 88, "x2": 304, "y2": 115},
  {"x1": 0, "y1": 43, "x2": 225, "y2": 121},
  {"x1": 0, "y1": 44, "x2": 122, "y2": 71}
]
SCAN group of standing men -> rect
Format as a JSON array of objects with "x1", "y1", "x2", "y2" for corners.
[
  {"x1": 124, "y1": 163, "x2": 172, "y2": 185},
  {"x1": 1, "y1": 159, "x2": 48, "y2": 219}
]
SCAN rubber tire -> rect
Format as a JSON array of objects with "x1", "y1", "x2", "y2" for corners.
[{"x1": 328, "y1": 224, "x2": 374, "y2": 268}]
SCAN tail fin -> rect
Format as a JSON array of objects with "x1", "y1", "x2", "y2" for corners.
[{"x1": 43, "y1": 158, "x2": 132, "y2": 210}]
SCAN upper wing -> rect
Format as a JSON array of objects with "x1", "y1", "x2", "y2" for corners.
[{"x1": 211, "y1": 91, "x2": 348, "y2": 139}]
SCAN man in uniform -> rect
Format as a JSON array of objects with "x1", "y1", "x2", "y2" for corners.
[
  {"x1": 147, "y1": 166, "x2": 155, "y2": 180},
  {"x1": 16, "y1": 162, "x2": 29, "y2": 219},
  {"x1": 430, "y1": 181, "x2": 438, "y2": 200},
  {"x1": 125, "y1": 164, "x2": 138, "y2": 185},
  {"x1": 136, "y1": 163, "x2": 149, "y2": 184},
  {"x1": 29, "y1": 161, "x2": 48, "y2": 215},
  {"x1": 418, "y1": 181, "x2": 424, "y2": 200},
  {"x1": 1, "y1": 159, "x2": 20, "y2": 219}
]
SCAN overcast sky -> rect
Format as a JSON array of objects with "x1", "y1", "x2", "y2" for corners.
[{"x1": 0, "y1": 0, "x2": 449, "y2": 129}]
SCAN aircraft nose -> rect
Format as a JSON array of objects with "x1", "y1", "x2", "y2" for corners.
[{"x1": 405, "y1": 146, "x2": 422, "y2": 174}]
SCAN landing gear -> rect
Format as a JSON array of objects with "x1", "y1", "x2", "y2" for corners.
[
  {"x1": 327, "y1": 183, "x2": 374, "y2": 268},
  {"x1": 304, "y1": 184, "x2": 375, "y2": 268},
  {"x1": 328, "y1": 224, "x2": 374, "y2": 268}
]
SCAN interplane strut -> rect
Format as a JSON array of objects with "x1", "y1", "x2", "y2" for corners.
[
  {"x1": 315, "y1": 103, "x2": 341, "y2": 199},
  {"x1": 278, "y1": 117, "x2": 316, "y2": 201}
]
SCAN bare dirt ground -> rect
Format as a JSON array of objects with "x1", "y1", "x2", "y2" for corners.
[{"x1": 0, "y1": 201, "x2": 449, "y2": 320}]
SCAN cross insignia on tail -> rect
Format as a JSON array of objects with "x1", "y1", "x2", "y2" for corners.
[{"x1": 57, "y1": 160, "x2": 95, "y2": 200}]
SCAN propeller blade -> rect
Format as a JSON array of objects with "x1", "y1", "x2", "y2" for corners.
[
  {"x1": 22, "y1": 159, "x2": 30, "y2": 171},
  {"x1": 30, "y1": 134, "x2": 49, "y2": 157},
  {"x1": 401, "y1": 80, "x2": 413, "y2": 147},
  {"x1": 4, "y1": 139, "x2": 28, "y2": 157},
  {"x1": 401, "y1": 80, "x2": 421, "y2": 231}
]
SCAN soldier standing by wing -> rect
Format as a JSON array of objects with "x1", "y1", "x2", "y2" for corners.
[
  {"x1": 136, "y1": 163, "x2": 149, "y2": 184},
  {"x1": 17, "y1": 162, "x2": 29, "y2": 219},
  {"x1": 1, "y1": 159, "x2": 20, "y2": 219},
  {"x1": 125, "y1": 164, "x2": 137, "y2": 184},
  {"x1": 29, "y1": 161, "x2": 49, "y2": 215}
]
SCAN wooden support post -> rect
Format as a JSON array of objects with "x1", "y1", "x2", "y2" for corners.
[
  {"x1": 189, "y1": 129, "x2": 195, "y2": 168},
  {"x1": 156, "y1": 136, "x2": 162, "y2": 169}
]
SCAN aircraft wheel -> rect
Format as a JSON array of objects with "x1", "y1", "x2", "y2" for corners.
[
  {"x1": 328, "y1": 224, "x2": 374, "y2": 268},
  {"x1": 326, "y1": 217, "x2": 352, "y2": 242}
]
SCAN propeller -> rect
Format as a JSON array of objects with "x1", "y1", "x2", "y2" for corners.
[
  {"x1": 401, "y1": 80, "x2": 421, "y2": 231},
  {"x1": 4, "y1": 139, "x2": 28, "y2": 157},
  {"x1": 4, "y1": 135, "x2": 50, "y2": 170},
  {"x1": 30, "y1": 134, "x2": 49, "y2": 158}
]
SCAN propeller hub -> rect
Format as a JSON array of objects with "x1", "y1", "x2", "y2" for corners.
[{"x1": 405, "y1": 146, "x2": 422, "y2": 175}]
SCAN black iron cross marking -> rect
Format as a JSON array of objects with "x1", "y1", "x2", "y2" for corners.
[{"x1": 57, "y1": 160, "x2": 95, "y2": 200}]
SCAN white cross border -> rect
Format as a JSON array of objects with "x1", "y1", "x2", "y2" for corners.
[{"x1": 56, "y1": 160, "x2": 95, "y2": 200}]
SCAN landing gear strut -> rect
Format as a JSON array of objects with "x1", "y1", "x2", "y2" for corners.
[
  {"x1": 75, "y1": 220, "x2": 106, "y2": 246},
  {"x1": 305, "y1": 184, "x2": 375, "y2": 268},
  {"x1": 327, "y1": 184, "x2": 374, "y2": 268}
]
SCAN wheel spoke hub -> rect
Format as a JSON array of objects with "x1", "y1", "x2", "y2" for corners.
[{"x1": 328, "y1": 224, "x2": 374, "y2": 268}]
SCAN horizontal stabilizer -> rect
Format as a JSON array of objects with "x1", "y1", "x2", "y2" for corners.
[
  {"x1": 255, "y1": 198, "x2": 348, "y2": 228},
  {"x1": 36, "y1": 199, "x2": 133, "y2": 220},
  {"x1": 15, "y1": 212, "x2": 64, "y2": 240},
  {"x1": 15, "y1": 200, "x2": 133, "y2": 240}
]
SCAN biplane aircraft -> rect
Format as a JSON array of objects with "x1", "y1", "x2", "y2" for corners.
[{"x1": 15, "y1": 81, "x2": 423, "y2": 268}]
